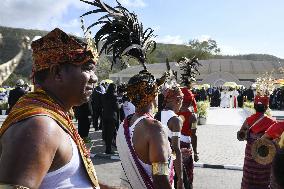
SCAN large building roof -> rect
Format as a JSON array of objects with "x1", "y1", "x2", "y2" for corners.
[{"x1": 110, "y1": 59, "x2": 283, "y2": 87}]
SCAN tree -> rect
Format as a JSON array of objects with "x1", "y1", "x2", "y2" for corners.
[{"x1": 187, "y1": 39, "x2": 220, "y2": 59}]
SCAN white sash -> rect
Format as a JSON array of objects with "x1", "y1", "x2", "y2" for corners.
[{"x1": 116, "y1": 116, "x2": 149, "y2": 189}]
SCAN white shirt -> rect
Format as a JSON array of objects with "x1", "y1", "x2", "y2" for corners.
[
  {"x1": 123, "y1": 101, "x2": 136, "y2": 117},
  {"x1": 160, "y1": 110, "x2": 177, "y2": 138},
  {"x1": 40, "y1": 136, "x2": 94, "y2": 189}
]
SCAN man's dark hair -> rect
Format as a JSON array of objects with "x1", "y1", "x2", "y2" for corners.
[
  {"x1": 34, "y1": 69, "x2": 50, "y2": 84},
  {"x1": 272, "y1": 148, "x2": 284, "y2": 188},
  {"x1": 254, "y1": 104, "x2": 267, "y2": 113}
]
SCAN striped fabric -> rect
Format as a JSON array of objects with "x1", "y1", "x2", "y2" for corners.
[
  {"x1": 180, "y1": 141, "x2": 194, "y2": 184},
  {"x1": 241, "y1": 137, "x2": 272, "y2": 189}
]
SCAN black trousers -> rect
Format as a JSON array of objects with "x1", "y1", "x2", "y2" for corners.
[
  {"x1": 93, "y1": 111, "x2": 103, "y2": 131},
  {"x1": 78, "y1": 117, "x2": 91, "y2": 138},
  {"x1": 103, "y1": 118, "x2": 117, "y2": 153}
]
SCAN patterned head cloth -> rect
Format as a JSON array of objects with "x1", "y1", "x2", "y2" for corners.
[
  {"x1": 126, "y1": 70, "x2": 166, "y2": 110},
  {"x1": 163, "y1": 86, "x2": 183, "y2": 105},
  {"x1": 254, "y1": 95, "x2": 269, "y2": 106},
  {"x1": 31, "y1": 28, "x2": 98, "y2": 73}
]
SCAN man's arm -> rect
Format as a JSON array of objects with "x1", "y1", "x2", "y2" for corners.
[
  {"x1": 239, "y1": 120, "x2": 249, "y2": 131},
  {"x1": 148, "y1": 121, "x2": 172, "y2": 189},
  {"x1": 0, "y1": 116, "x2": 60, "y2": 189},
  {"x1": 168, "y1": 117, "x2": 183, "y2": 189}
]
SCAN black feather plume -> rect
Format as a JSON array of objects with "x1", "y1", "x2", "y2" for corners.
[
  {"x1": 177, "y1": 56, "x2": 202, "y2": 85},
  {"x1": 166, "y1": 58, "x2": 170, "y2": 71},
  {"x1": 80, "y1": 0, "x2": 156, "y2": 70}
]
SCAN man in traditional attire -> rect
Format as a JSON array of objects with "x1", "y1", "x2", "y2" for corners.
[
  {"x1": 0, "y1": 28, "x2": 119, "y2": 189},
  {"x1": 116, "y1": 70, "x2": 174, "y2": 189},
  {"x1": 175, "y1": 57, "x2": 200, "y2": 189},
  {"x1": 155, "y1": 86, "x2": 185, "y2": 189},
  {"x1": 238, "y1": 95, "x2": 276, "y2": 189},
  {"x1": 177, "y1": 83, "x2": 199, "y2": 189}
]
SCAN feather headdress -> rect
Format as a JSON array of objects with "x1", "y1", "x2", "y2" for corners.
[
  {"x1": 80, "y1": 0, "x2": 156, "y2": 70},
  {"x1": 80, "y1": 0, "x2": 168, "y2": 110},
  {"x1": 161, "y1": 58, "x2": 178, "y2": 90},
  {"x1": 177, "y1": 56, "x2": 201, "y2": 86}
]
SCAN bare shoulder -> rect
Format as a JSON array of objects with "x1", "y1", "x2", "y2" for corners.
[
  {"x1": 0, "y1": 115, "x2": 64, "y2": 157},
  {"x1": 144, "y1": 118, "x2": 166, "y2": 135},
  {"x1": 145, "y1": 118, "x2": 169, "y2": 163},
  {"x1": 0, "y1": 116, "x2": 63, "y2": 187},
  {"x1": 2, "y1": 115, "x2": 62, "y2": 145},
  {"x1": 143, "y1": 118, "x2": 168, "y2": 145},
  {"x1": 168, "y1": 116, "x2": 182, "y2": 132},
  {"x1": 169, "y1": 116, "x2": 182, "y2": 126}
]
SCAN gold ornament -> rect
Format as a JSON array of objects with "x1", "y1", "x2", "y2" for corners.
[{"x1": 152, "y1": 162, "x2": 169, "y2": 175}]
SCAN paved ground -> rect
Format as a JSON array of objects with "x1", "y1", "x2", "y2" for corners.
[
  {"x1": 0, "y1": 108, "x2": 283, "y2": 188},
  {"x1": 198, "y1": 108, "x2": 247, "y2": 167},
  {"x1": 206, "y1": 107, "x2": 248, "y2": 126},
  {"x1": 91, "y1": 107, "x2": 246, "y2": 188},
  {"x1": 92, "y1": 157, "x2": 243, "y2": 188},
  {"x1": 197, "y1": 124, "x2": 246, "y2": 167}
]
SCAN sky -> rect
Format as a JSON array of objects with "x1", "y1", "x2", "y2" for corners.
[{"x1": 1, "y1": 0, "x2": 284, "y2": 58}]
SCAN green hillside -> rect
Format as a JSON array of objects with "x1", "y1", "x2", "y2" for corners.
[{"x1": 0, "y1": 26, "x2": 282, "y2": 85}]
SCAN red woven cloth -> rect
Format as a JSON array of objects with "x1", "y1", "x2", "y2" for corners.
[
  {"x1": 246, "y1": 112, "x2": 276, "y2": 134},
  {"x1": 180, "y1": 87, "x2": 197, "y2": 113},
  {"x1": 177, "y1": 111, "x2": 193, "y2": 136},
  {"x1": 265, "y1": 121, "x2": 284, "y2": 139}
]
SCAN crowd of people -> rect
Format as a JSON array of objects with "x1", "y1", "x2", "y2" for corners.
[
  {"x1": 0, "y1": 28, "x2": 202, "y2": 188},
  {"x1": 0, "y1": 0, "x2": 284, "y2": 188},
  {"x1": 191, "y1": 86, "x2": 284, "y2": 110},
  {"x1": 1, "y1": 58, "x2": 284, "y2": 189},
  {"x1": 73, "y1": 81, "x2": 135, "y2": 154}
]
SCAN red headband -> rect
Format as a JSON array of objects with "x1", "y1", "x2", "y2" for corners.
[{"x1": 254, "y1": 95, "x2": 269, "y2": 106}]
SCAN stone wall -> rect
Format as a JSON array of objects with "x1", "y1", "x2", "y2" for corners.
[{"x1": 0, "y1": 50, "x2": 23, "y2": 86}]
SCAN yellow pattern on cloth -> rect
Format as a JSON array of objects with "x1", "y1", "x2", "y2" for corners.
[
  {"x1": 0, "y1": 87, "x2": 99, "y2": 188},
  {"x1": 126, "y1": 81, "x2": 158, "y2": 110},
  {"x1": 125, "y1": 70, "x2": 167, "y2": 110}
]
